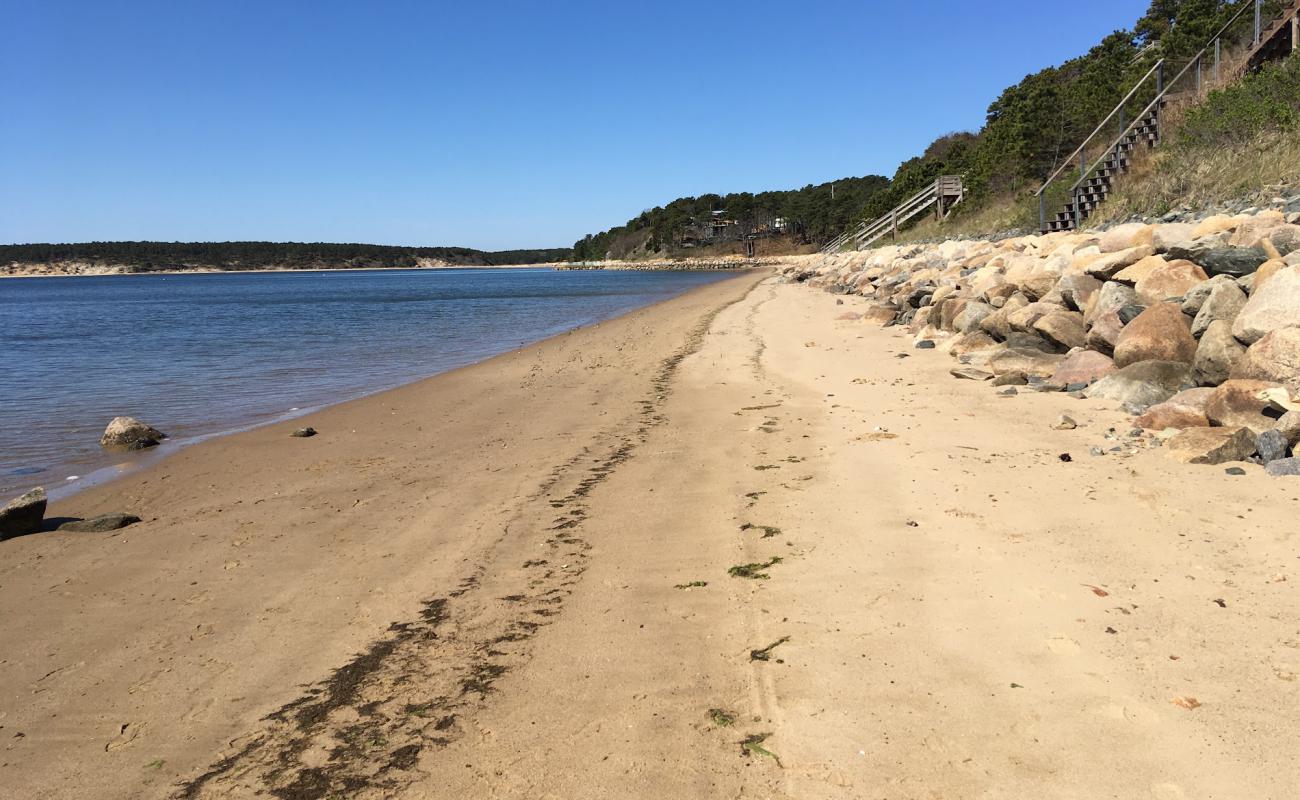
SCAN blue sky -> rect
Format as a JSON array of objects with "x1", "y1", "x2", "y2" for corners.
[{"x1": 2, "y1": 0, "x2": 1148, "y2": 250}]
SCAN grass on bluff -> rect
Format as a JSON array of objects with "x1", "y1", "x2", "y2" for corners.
[{"x1": 1095, "y1": 54, "x2": 1300, "y2": 222}]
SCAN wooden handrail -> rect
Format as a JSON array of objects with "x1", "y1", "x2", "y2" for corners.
[
  {"x1": 1068, "y1": 0, "x2": 1258, "y2": 199},
  {"x1": 1034, "y1": 59, "x2": 1165, "y2": 197}
]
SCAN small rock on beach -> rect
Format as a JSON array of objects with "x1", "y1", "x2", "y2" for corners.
[{"x1": 0, "y1": 487, "x2": 47, "y2": 540}]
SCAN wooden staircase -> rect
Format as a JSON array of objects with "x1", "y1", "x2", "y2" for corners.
[
  {"x1": 1037, "y1": 0, "x2": 1298, "y2": 234},
  {"x1": 820, "y1": 176, "x2": 964, "y2": 254},
  {"x1": 1044, "y1": 105, "x2": 1163, "y2": 233},
  {"x1": 1244, "y1": 0, "x2": 1300, "y2": 69}
]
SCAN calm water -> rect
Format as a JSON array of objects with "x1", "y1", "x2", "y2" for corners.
[{"x1": 0, "y1": 268, "x2": 732, "y2": 498}]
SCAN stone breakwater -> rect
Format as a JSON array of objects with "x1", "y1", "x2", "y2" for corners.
[{"x1": 783, "y1": 211, "x2": 1300, "y2": 474}]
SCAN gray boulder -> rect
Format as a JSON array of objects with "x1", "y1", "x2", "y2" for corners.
[
  {"x1": 1256, "y1": 429, "x2": 1290, "y2": 464},
  {"x1": 1084, "y1": 360, "x2": 1197, "y2": 409},
  {"x1": 0, "y1": 487, "x2": 47, "y2": 540},
  {"x1": 1180, "y1": 275, "x2": 1236, "y2": 316},
  {"x1": 1265, "y1": 457, "x2": 1300, "y2": 476},
  {"x1": 1190, "y1": 281, "x2": 1247, "y2": 338},
  {"x1": 1232, "y1": 265, "x2": 1300, "y2": 344},
  {"x1": 1193, "y1": 320, "x2": 1247, "y2": 385},
  {"x1": 1167, "y1": 244, "x2": 1269, "y2": 277}
]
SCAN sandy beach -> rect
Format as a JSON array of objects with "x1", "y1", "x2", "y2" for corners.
[{"x1": 2, "y1": 270, "x2": 1297, "y2": 799}]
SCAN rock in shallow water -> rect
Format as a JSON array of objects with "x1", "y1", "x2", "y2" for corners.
[
  {"x1": 0, "y1": 487, "x2": 47, "y2": 540},
  {"x1": 100, "y1": 417, "x2": 167, "y2": 451}
]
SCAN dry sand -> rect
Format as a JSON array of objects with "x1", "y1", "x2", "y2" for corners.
[{"x1": 1, "y1": 272, "x2": 1296, "y2": 799}]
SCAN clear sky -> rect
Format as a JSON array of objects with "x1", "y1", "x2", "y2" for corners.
[{"x1": 2, "y1": 0, "x2": 1149, "y2": 250}]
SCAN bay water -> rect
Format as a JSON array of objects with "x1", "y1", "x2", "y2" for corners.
[{"x1": 0, "y1": 267, "x2": 733, "y2": 498}]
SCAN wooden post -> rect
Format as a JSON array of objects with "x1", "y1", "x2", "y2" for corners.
[{"x1": 891, "y1": 209, "x2": 898, "y2": 241}]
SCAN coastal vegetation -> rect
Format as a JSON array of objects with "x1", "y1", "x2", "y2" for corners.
[
  {"x1": 574, "y1": 0, "x2": 1289, "y2": 257},
  {"x1": 570, "y1": 175, "x2": 890, "y2": 261},
  {"x1": 0, "y1": 241, "x2": 569, "y2": 273},
  {"x1": 1097, "y1": 53, "x2": 1300, "y2": 220}
]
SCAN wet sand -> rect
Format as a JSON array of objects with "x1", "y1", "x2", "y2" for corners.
[{"x1": 2, "y1": 272, "x2": 1297, "y2": 799}]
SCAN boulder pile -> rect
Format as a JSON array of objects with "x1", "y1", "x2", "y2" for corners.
[{"x1": 785, "y1": 211, "x2": 1300, "y2": 472}]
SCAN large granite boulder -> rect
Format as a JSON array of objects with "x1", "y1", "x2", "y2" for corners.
[
  {"x1": 1134, "y1": 259, "x2": 1209, "y2": 304},
  {"x1": 1099, "y1": 223, "x2": 1154, "y2": 253},
  {"x1": 1233, "y1": 327, "x2": 1300, "y2": 391},
  {"x1": 1136, "y1": 402, "x2": 1210, "y2": 431},
  {"x1": 1084, "y1": 360, "x2": 1196, "y2": 408},
  {"x1": 1113, "y1": 303, "x2": 1197, "y2": 368},
  {"x1": 1274, "y1": 410, "x2": 1300, "y2": 446},
  {"x1": 1033, "y1": 311, "x2": 1087, "y2": 350},
  {"x1": 1205, "y1": 379, "x2": 1285, "y2": 434},
  {"x1": 1113, "y1": 254, "x2": 1170, "y2": 286},
  {"x1": 988, "y1": 347, "x2": 1065, "y2": 379},
  {"x1": 1167, "y1": 243, "x2": 1270, "y2": 277},
  {"x1": 1050, "y1": 349, "x2": 1117, "y2": 386},
  {"x1": 946, "y1": 331, "x2": 1001, "y2": 358},
  {"x1": 1166, "y1": 427, "x2": 1257, "y2": 464},
  {"x1": 1084, "y1": 245, "x2": 1157, "y2": 280},
  {"x1": 954, "y1": 301, "x2": 994, "y2": 334},
  {"x1": 1055, "y1": 273, "x2": 1102, "y2": 312},
  {"x1": 862, "y1": 304, "x2": 900, "y2": 325},
  {"x1": 1190, "y1": 280, "x2": 1247, "y2": 337},
  {"x1": 1152, "y1": 223, "x2": 1196, "y2": 252},
  {"x1": 1180, "y1": 275, "x2": 1236, "y2": 316},
  {"x1": 1193, "y1": 320, "x2": 1247, "y2": 386},
  {"x1": 0, "y1": 487, "x2": 46, "y2": 540},
  {"x1": 100, "y1": 417, "x2": 167, "y2": 451},
  {"x1": 1232, "y1": 265, "x2": 1300, "y2": 344}
]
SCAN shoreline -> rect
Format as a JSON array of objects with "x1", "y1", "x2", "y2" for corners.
[
  {"x1": 0, "y1": 268, "x2": 769, "y2": 799},
  {"x1": 13, "y1": 269, "x2": 759, "y2": 503},
  {"x1": 0, "y1": 262, "x2": 565, "y2": 279},
  {"x1": 2, "y1": 267, "x2": 1295, "y2": 798},
  {"x1": 0, "y1": 261, "x2": 768, "y2": 279}
]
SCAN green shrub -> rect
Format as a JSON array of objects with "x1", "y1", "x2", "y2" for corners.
[{"x1": 1178, "y1": 55, "x2": 1300, "y2": 147}]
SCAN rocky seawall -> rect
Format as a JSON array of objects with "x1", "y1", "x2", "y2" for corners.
[{"x1": 784, "y1": 207, "x2": 1300, "y2": 474}]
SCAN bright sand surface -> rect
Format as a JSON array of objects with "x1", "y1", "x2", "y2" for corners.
[{"x1": 1, "y1": 271, "x2": 1296, "y2": 799}]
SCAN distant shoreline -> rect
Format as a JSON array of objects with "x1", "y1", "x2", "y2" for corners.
[
  {"x1": 0, "y1": 259, "x2": 769, "y2": 278},
  {"x1": 0, "y1": 262, "x2": 565, "y2": 279}
]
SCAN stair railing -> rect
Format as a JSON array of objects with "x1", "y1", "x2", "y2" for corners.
[
  {"x1": 1035, "y1": 0, "x2": 1263, "y2": 232},
  {"x1": 1062, "y1": 0, "x2": 1261, "y2": 227},
  {"x1": 1034, "y1": 58, "x2": 1165, "y2": 232}
]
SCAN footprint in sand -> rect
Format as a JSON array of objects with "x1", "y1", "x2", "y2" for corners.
[
  {"x1": 1047, "y1": 635, "x2": 1081, "y2": 655},
  {"x1": 1150, "y1": 782, "x2": 1188, "y2": 799},
  {"x1": 1093, "y1": 702, "x2": 1157, "y2": 725}
]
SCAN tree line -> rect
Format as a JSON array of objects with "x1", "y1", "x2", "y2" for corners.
[
  {"x1": 575, "y1": 0, "x2": 1268, "y2": 257},
  {"x1": 0, "y1": 241, "x2": 571, "y2": 271},
  {"x1": 572, "y1": 175, "x2": 890, "y2": 261}
]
